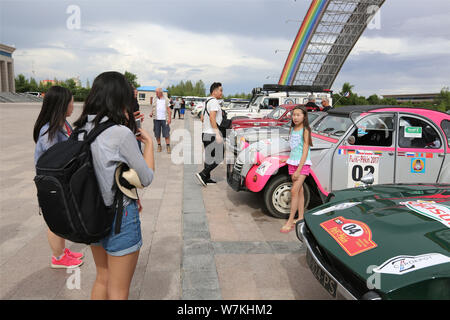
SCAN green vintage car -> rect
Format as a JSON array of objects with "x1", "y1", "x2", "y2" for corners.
[{"x1": 296, "y1": 183, "x2": 450, "y2": 300}]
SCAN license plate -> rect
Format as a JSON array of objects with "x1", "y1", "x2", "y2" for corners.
[{"x1": 306, "y1": 249, "x2": 337, "y2": 298}]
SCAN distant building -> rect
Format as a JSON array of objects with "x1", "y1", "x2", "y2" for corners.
[
  {"x1": 382, "y1": 93, "x2": 439, "y2": 104},
  {"x1": 137, "y1": 86, "x2": 168, "y2": 105},
  {"x1": 0, "y1": 43, "x2": 15, "y2": 92},
  {"x1": 40, "y1": 79, "x2": 57, "y2": 86},
  {"x1": 71, "y1": 76, "x2": 82, "y2": 87}
]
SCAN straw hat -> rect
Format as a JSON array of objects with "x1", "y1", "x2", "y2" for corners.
[{"x1": 114, "y1": 163, "x2": 143, "y2": 200}]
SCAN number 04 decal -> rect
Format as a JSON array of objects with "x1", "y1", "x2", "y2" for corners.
[{"x1": 347, "y1": 154, "x2": 380, "y2": 188}]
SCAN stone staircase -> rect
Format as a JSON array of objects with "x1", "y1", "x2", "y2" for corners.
[{"x1": 0, "y1": 92, "x2": 43, "y2": 103}]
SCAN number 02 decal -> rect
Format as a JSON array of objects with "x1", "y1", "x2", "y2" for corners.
[
  {"x1": 352, "y1": 165, "x2": 375, "y2": 181},
  {"x1": 347, "y1": 154, "x2": 380, "y2": 188}
]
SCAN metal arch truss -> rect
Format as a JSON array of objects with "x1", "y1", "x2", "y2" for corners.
[{"x1": 293, "y1": 0, "x2": 385, "y2": 89}]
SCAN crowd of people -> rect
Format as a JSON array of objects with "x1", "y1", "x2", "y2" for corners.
[{"x1": 33, "y1": 75, "x2": 313, "y2": 300}]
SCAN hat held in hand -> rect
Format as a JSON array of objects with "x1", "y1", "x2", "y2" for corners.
[{"x1": 114, "y1": 163, "x2": 143, "y2": 200}]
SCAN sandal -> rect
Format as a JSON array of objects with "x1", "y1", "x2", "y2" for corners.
[{"x1": 280, "y1": 224, "x2": 294, "y2": 234}]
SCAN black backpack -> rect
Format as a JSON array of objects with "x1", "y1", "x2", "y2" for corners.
[
  {"x1": 203, "y1": 98, "x2": 232, "y2": 138},
  {"x1": 34, "y1": 121, "x2": 122, "y2": 244}
]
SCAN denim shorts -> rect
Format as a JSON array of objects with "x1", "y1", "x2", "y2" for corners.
[
  {"x1": 153, "y1": 119, "x2": 170, "y2": 138},
  {"x1": 92, "y1": 201, "x2": 142, "y2": 256}
]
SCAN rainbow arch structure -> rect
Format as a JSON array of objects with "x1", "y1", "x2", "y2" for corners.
[{"x1": 279, "y1": 0, "x2": 386, "y2": 88}]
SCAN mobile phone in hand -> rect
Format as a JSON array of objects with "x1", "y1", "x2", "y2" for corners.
[{"x1": 135, "y1": 118, "x2": 141, "y2": 136}]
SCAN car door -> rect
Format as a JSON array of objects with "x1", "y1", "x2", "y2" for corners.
[
  {"x1": 332, "y1": 113, "x2": 396, "y2": 190},
  {"x1": 395, "y1": 114, "x2": 446, "y2": 183}
]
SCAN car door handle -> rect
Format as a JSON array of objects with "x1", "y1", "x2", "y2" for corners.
[
  {"x1": 438, "y1": 154, "x2": 445, "y2": 158},
  {"x1": 388, "y1": 152, "x2": 394, "y2": 156}
]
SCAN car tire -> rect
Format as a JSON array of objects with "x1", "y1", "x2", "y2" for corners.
[{"x1": 263, "y1": 174, "x2": 311, "y2": 219}]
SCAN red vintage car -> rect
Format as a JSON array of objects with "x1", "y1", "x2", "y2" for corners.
[{"x1": 232, "y1": 104, "x2": 301, "y2": 129}]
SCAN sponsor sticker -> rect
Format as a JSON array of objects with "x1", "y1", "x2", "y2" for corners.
[
  {"x1": 312, "y1": 202, "x2": 362, "y2": 216},
  {"x1": 373, "y1": 253, "x2": 450, "y2": 275},
  {"x1": 255, "y1": 161, "x2": 272, "y2": 176},
  {"x1": 404, "y1": 126, "x2": 422, "y2": 138},
  {"x1": 411, "y1": 158, "x2": 426, "y2": 174},
  {"x1": 320, "y1": 216, "x2": 377, "y2": 256},
  {"x1": 400, "y1": 200, "x2": 450, "y2": 228}
]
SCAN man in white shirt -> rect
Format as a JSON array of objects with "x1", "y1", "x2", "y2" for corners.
[
  {"x1": 195, "y1": 82, "x2": 224, "y2": 186},
  {"x1": 150, "y1": 88, "x2": 172, "y2": 153}
]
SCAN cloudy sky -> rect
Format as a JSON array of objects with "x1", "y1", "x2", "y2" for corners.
[{"x1": 1, "y1": 0, "x2": 449, "y2": 96}]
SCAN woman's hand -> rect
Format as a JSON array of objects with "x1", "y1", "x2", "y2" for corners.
[
  {"x1": 279, "y1": 158, "x2": 287, "y2": 163},
  {"x1": 292, "y1": 171, "x2": 300, "y2": 181},
  {"x1": 134, "y1": 111, "x2": 144, "y2": 122},
  {"x1": 137, "y1": 128, "x2": 153, "y2": 146}
]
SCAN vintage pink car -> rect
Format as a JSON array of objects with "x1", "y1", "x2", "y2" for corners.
[{"x1": 226, "y1": 106, "x2": 450, "y2": 218}]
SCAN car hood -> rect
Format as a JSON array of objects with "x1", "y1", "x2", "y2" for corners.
[
  {"x1": 236, "y1": 127, "x2": 290, "y2": 142},
  {"x1": 305, "y1": 184, "x2": 450, "y2": 296}
]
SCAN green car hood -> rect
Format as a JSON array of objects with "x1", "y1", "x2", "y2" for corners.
[{"x1": 305, "y1": 184, "x2": 450, "y2": 297}]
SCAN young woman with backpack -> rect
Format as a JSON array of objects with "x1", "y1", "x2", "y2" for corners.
[
  {"x1": 73, "y1": 71, "x2": 154, "y2": 300},
  {"x1": 33, "y1": 86, "x2": 85, "y2": 269}
]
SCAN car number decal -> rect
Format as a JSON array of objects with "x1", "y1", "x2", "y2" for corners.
[
  {"x1": 373, "y1": 253, "x2": 450, "y2": 275},
  {"x1": 400, "y1": 200, "x2": 450, "y2": 228},
  {"x1": 347, "y1": 153, "x2": 380, "y2": 188},
  {"x1": 320, "y1": 216, "x2": 377, "y2": 256}
]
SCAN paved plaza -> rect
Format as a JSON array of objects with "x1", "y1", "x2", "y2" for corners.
[{"x1": 0, "y1": 103, "x2": 330, "y2": 300}]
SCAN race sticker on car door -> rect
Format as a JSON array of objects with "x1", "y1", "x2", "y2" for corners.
[
  {"x1": 347, "y1": 153, "x2": 380, "y2": 188},
  {"x1": 320, "y1": 216, "x2": 378, "y2": 256}
]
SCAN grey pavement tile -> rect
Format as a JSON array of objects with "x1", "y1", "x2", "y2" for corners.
[
  {"x1": 139, "y1": 269, "x2": 181, "y2": 300},
  {"x1": 183, "y1": 239, "x2": 214, "y2": 256},
  {"x1": 182, "y1": 269, "x2": 220, "y2": 291},
  {"x1": 182, "y1": 288, "x2": 222, "y2": 300},
  {"x1": 213, "y1": 241, "x2": 272, "y2": 255},
  {"x1": 182, "y1": 254, "x2": 217, "y2": 273}
]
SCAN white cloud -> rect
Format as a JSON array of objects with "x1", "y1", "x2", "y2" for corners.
[
  {"x1": 352, "y1": 36, "x2": 450, "y2": 57},
  {"x1": 13, "y1": 21, "x2": 284, "y2": 89}
]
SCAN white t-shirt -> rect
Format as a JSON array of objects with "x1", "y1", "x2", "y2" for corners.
[
  {"x1": 202, "y1": 97, "x2": 223, "y2": 135},
  {"x1": 156, "y1": 98, "x2": 167, "y2": 120}
]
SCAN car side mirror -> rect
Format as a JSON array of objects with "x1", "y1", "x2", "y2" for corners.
[
  {"x1": 347, "y1": 136, "x2": 356, "y2": 145},
  {"x1": 361, "y1": 173, "x2": 374, "y2": 186}
]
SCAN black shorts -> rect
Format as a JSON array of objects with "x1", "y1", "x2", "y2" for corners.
[{"x1": 153, "y1": 119, "x2": 170, "y2": 138}]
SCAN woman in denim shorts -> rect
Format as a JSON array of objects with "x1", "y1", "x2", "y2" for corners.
[{"x1": 74, "y1": 72, "x2": 154, "y2": 300}]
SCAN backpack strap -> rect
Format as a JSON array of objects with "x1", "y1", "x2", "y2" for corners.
[
  {"x1": 113, "y1": 190, "x2": 124, "y2": 235},
  {"x1": 202, "y1": 98, "x2": 214, "y2": 117},
  {"x1": 84, "y1": 121, "x2": 117, "y2": 144}
]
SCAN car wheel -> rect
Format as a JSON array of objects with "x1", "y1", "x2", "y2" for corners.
[{"x1": 263, "y1": 174, "x2": 311, "y2": 219}]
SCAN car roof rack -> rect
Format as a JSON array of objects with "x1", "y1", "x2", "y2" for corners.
[{"x1": 262, "y1": 84, "x2": 333, "y2": 94}]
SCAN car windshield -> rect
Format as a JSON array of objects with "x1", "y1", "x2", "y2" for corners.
[
  {"x1": 266, "y1": 107, "x2": 286, "y2": 120},
  {"x1": 251, "y1": 96, "x2": 264, "y2": 107},
  {"x1": 313, "y1": 115, "x2": 353, "y2": 137},
  {"x1": 308, "y1": 112, "x2": 320, "y2": 124},
  {"x1": 230, "y1": 102, "x2": 248, "y2": 109}
]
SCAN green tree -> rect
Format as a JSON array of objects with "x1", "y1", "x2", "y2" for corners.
[
  {"x1": 435, "y1": 87, "x2": 450, "y2": 111},
  {"x1": 15, "y1": 74, "x2": 30, "y2": 92},
  {"x1": 194, "y1": 80, "x2": 206, "y2": 96},
  {"x1": 367, "y1": 94, "x2": 380, "y2": 105},
  {"x1": 124, "y1": 71, "x2": 140, "y2": 88}
]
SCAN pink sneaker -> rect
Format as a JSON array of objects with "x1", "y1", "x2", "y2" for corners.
[
  {"x1": 64, "y1": 248, "x2": 84, "y2": 260},
  {"x1": 51, "y1": 253, "x2": 83, "y2": 269}
]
